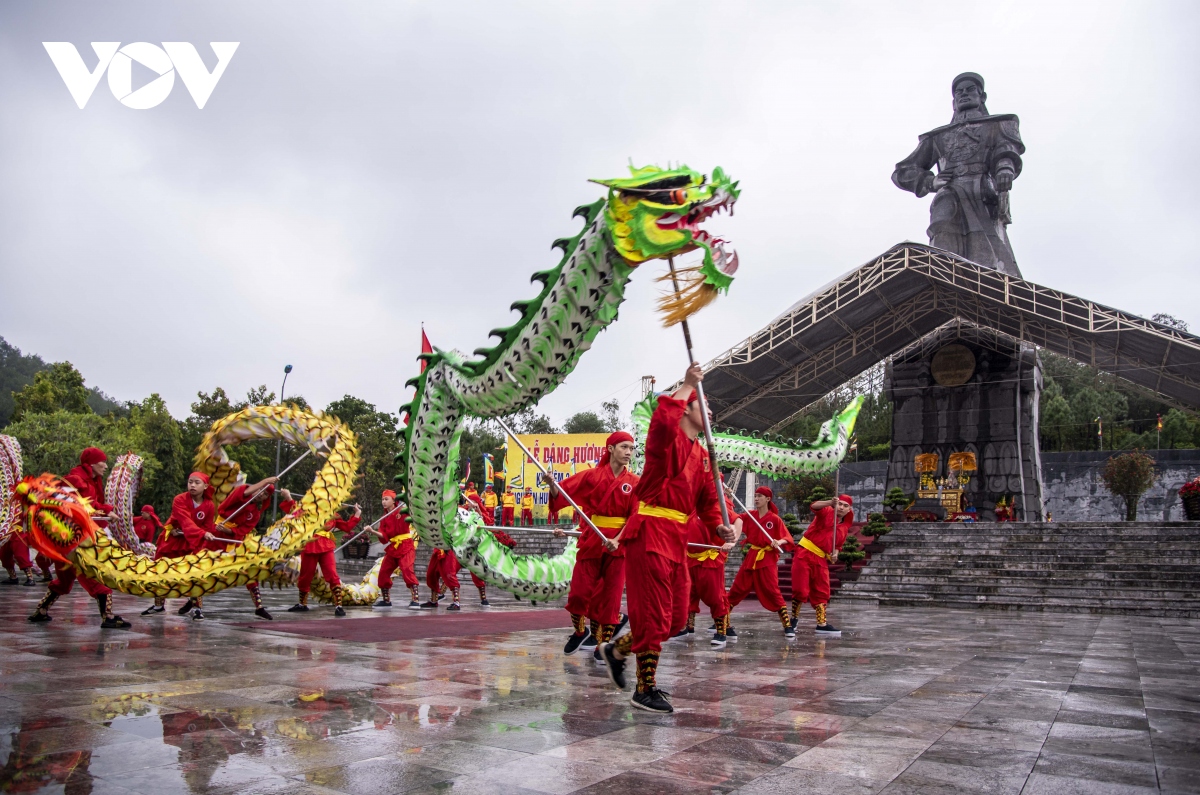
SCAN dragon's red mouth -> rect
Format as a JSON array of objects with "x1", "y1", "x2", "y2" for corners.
[{"x1": 655, "y1": 188, "x2": 739, "y2": 276}]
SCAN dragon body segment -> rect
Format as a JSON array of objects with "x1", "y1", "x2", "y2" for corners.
[{"x1": 11, "y1": 405, "x2": 359, "y2": 599}]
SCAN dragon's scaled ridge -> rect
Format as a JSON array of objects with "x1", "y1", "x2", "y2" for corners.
[
  {"x1": 10, "y1": 405, "x2": 360, "y2": 599},
  {"x1": 0, "y1": 435, "x2": 22, "y2": 550}
]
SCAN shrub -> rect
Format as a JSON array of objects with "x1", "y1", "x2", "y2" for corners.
[
  {"x1": 862, "y1": 512, "x2": 891, "y2": 538},
  {"x1": 839, "y1": 534, "x2": 866, "y2": 566},
  {"x1": 882, "y1": 487, "x2": 912, "y2": 511},
  {"x1": 1100, "y1": 450, "x2": 1158, "y2": 521}
]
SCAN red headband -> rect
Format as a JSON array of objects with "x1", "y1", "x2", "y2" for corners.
[
  {"x1": 188, "y1": 471, "x2": 213, "y2": 498},
  {"x1": 382, "y1": 489, "x2": 397, "y2": 499},
  {"x1": 80, "y1": 447, "x2": 107, "y2": 466},
  {"x1": 686, "y1": 390, "x2": 700, "y2": 405},
  {"x1": 838, "y1": 494, "x2": 853, "y2": 506},
  {"x1": 606, "y1": 431, "x2": 634, "y2": 447},
  {"x1": 755, "y1": 486, "x2": 779, "y2": 514}
]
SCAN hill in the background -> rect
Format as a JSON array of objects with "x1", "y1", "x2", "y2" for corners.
[{"x1": 0, "y1": 336, "x2": 123, "y2": 426}]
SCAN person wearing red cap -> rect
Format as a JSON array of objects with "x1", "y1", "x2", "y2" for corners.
[
  {"x1": 791, "y1": 495, "x2": 854, "y2": 636},
  {"x1": 289, "y1": 502, "x2": 360, "y2": 617},
  {"x1": 29, "y1": 447, "x2": 131, "y2": 629},
  {"x1": 545, "y1": 430, "x2": 638, "y2": 659},
  {"x1": 212, "y1": 476, "x2": 279, "y2": 620},
  {"x1": 686, "y1": 489, "x2": 739, "y2": 647},
  {"x1": 374, "y1": 489, "x2": 421, "y2": 609},
  {"x1": 727, "y1": 486, "x2": 795, "y2": 637},
  {"x1": 481, "y1": 484, "x2": 498, "y2": 525},
  {"x1": 600, "y1": 364, "x2": 740, "y2": 714},
  {"x1": 133, "y1": 505, "x2": 164, "y2": 545},
  {"x1": 520, "y1": 488, "x2": 535, "y2": 526},
  {"x1": 144, "y1": 472, "x2": 219, "y2": 619},
  {"x1": 501, "y1": 489, "x2": 516, "y2": 527}
]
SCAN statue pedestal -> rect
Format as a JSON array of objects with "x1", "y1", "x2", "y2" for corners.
[{"x1": 885, "y1": 324, "x2": 1044, "y2": 521}]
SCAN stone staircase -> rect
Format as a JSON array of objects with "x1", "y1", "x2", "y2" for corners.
[{"x1": 838, "y1": 521, "x2": 1200, "y2": 617}]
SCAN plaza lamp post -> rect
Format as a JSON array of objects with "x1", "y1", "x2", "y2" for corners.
[{"x1": 271, "y1": 364, "x2": 293, "y2": 522}]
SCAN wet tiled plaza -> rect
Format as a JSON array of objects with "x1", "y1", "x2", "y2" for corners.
[{"x1": 1, "y1": 585, "x2": 1197, "y2": 794}]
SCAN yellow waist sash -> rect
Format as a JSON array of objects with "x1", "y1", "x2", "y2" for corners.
[
  {"x1": 591, "y1": 515, "x2": 626, "y2": 530},
  {"x1": 389, "y1": 533, "x2": 412, "y2": 548},
  {"x1": 799, "y1": 536, "x2": 828, "y2": 560},
  {"x1": 636, "y1": 502, "x2": 688, "y2": 524},
  {"x1": 688, "y1": 548, "x2": 721, "y2": 562},
  {"x1": 748, "y1": 544, "x2": 775, "y2": 565},
  {"x1": 315, "y1": 529, "x2": 334, "y2": 540}
]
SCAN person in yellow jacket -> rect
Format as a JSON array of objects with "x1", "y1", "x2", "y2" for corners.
[
  {"x1": 482, "y1": 484, "x2": 499, "y2": 524},
  {"x1": 521, "y1": 488, "x2": 535, "y2": 526},
  {"x1": 501, "y1": 489, "x2": 517, "y2": 526}
]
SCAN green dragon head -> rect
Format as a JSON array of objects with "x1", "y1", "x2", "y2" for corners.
[{"x1": 593, "y1": 164, "x2": 740, "y2": 325}]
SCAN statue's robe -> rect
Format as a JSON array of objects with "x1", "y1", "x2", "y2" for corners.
[{"x1": 893, "y1": 114, "x2": 1025, "y2": 277}]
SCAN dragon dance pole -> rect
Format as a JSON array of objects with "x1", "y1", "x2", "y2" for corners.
[
  {"x1": 666, "y1": 256, "x2": 733, "y2": 531},
  {"x1": 493, "y1": 416, "x2": 610, "y2": 544},
  {"x1": 217, "y1": 439, "x2": 331, "y2": 529},
  {"x1": 331, "y1": 502, "x2": 408, "y2": 555},
  {"x1": 723, "y1": 485, "x2": 783, "y2": 552}
]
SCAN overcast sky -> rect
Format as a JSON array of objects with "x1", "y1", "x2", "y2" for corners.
[{"x1": 1, "y1": 1, "x2": 1197, "y2": 426}]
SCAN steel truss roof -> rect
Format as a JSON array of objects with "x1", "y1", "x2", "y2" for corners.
[{"x1": 697, "y1": 243, "x2": 1200, "y2": 432}]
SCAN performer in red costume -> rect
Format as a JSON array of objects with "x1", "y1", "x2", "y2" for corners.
[
  {"x1": 600, "y1": 364, "x2": 740, "y2": 713},
  {"x1": 546, "y1": 431, "x2": 637, "y2": 658},
  {"x1": 686, "y1": 494, "x2": 739, "y2": 647},
  {"x1": 790, "y1": 495, "x2": 853, "y2": 636},
  {"x1": 145, "y1": 472, "x2": 219, "y2": 619},
  {"x1": 374, "y1": 489, "x2": 421, "y2": 609},
  {"x1": 28, "y1": 447, "x2": 131, "y2": 628},
  {"x1": 468, "y1": 528, "x2": 516, "y2": 607},
  {"x1": 726, "y1": 486, "x2": 795, "y2": 637},
  {"x1": 213, "y1": 476, "x2": 278, "y2": 620},
  {"x1": 289, "y1": 504, "x2": 360, "y2": 616},
  {"x1": 2, "y1": 532, "x2": 37, "y2": 586},
  {"x1": 420, "y1": 545, "x2": 463, "y2": 610},
  {"x1": 134, "y1": 505, "x2": 163, "y2": 544}
]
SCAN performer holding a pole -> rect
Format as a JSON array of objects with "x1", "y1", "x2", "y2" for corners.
[
  {"x1": 288, "y1": 503, "x2": 360, "y2": 617},
  {"x1": 686, "y1": 484, "x2": 739, "y2": 647},
  {"x1": 726, "y1": 486, "x2": 795, "y2": 638},
  {"x1": 144, "y1": 472, "x2": 219, "y2": 620},
  {"x1": 373, "y1": 489, "x2": 421, "y2": 609},
  {"x1": 791, "y1": 495, "x2": 853, "y2": 636},
  {"x1": 599, "y1": 364, "x2": 740, "y2": 713},
  {"x1": 212, "y1": 476, "x2": 279, "y2": 620},
  {"x1": 544, "y1": 430, "x2": 638, "y2": 659}
]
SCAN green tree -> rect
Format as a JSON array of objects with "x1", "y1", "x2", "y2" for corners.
[
  {"x1": 600, "y1": 399, "x2": 625, "y2": 432},
  {"x1": 456, "y1": 419, "x2": 505, "y2": 495},
  {"x1": 1100, "y1": 450, "x2": 1158, "y2": 521},
  {"x1": 0, "y1": 336, "x2": 47, "y2": 427},
  {"x1": 129, "y1": 394, "x2": 186, "y2": 514},
  {"x1": 563, "y1": 411, "x2": 606, "y2": 434},
  {"x1": 326, "y1": 395, "x2": 402, "y2": 522},
  {"x1": 781, "y1": 474, "x2": 835, "y2": 516},
  {"x1": 11, "y1": 362, "x2": 93, "y2": 421},
  {"x1": 4, "y1": 410, "x2": 151, "y2": 492}
]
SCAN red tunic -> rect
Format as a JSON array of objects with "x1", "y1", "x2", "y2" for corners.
[
  {"x1": 737, "y1": 509, "x2": 791, "y2": 570},
  {"x1": 685, "y1": 514, "x2": 728, "y2": 570},
  {"x1": 623, "y1": 395, "x2": 723, "y2": 563},
  {"x1": 802, "y1": 506, "x2": 851, "y2": 557},
  {"x1": 217, "y1": 485, "x2": 269, "y2": 540},
  {"x1": 304, "y1": 516, "x2": 359, "y2": 555},
  {"x1": 63, "y1": 464, "x2": 114, "y2": 519},
  {"x1": 157, "y1": 492, "x2": 216, "y2": 557},
  {"x1": 548, "y1": 464, "x2": 639, "y2": 560},
  {"x1": 379, "y1": 511, "x2": 415, "y2": 557},
  {"x1": 133, "y1": 515, "x2": 161, "y2": 544}
]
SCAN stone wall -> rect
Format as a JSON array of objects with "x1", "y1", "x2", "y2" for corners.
[{"x1": 827, "y1": 450, "x2": 1200, "y2": 522}]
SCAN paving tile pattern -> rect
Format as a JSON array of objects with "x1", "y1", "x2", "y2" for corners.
[{"x1": 0, "y1": 584, "x2": 1197, "y2": 794}]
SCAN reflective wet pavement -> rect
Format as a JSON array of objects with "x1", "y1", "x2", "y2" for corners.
[{"x1": 2, "y1": 584, "x2": 1198, "y2": 794}]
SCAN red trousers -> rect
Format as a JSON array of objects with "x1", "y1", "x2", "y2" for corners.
[
  {"x1": 49, "y1": 562, "x2": 111, "y2": 597},
  {"x1": 728, "y1": 557, "x2": 785, "y2": 612},
  {"x1": 791, "y1": 549, "x2": 831, "y2": 606},
  {"x1": 547, "y1": 510, "x2": 559, "y2": 525},
  {"x1": 521, "y1": 509, "x2": 533, "y2": 526},
  {"x1": 378, "y1": 547, "x2": 417, "y2": 590},
  {"x1": 565, "y1": 554, "x2": 626, "y2": 625},
  {"x1": 481, "y1": 507, "x2": 495, "y2": 525},
  {"x1": 624, "y1": 536, "x2": 690, "y2": 655},
  {"x1": 1, "y1": 535, "x2": 33, "y2": 571},
  {"x1": 426, "y1": 552, "x2": 460, "y2": 594},
  {"x1": 501, "y1": 507, "x2": 514, "y2": 526},
  {"x1": 298, "y1": 550, "x2": 340, "y2": 591},
  {"x1": 688, "y1": 564, "x2": 730, "y2": 619}
]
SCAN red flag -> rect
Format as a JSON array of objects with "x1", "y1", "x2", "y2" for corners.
[{"x1": 420, "y1": 327, "x2": 433, "y2": 373}]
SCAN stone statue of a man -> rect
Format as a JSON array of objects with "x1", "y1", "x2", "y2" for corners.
[{"x1": 892, "y1": 73, "x2": 1025, "y2": 277}]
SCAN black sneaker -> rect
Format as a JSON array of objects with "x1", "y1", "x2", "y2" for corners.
[
  {"x1": 686, "y1": 625, "x2": 695, "y2": 634},
  {"x1": 707, "y1": 623, "x2": 718, "y2": 634},
  {"x1": 191, "y1": 609, "x2": 205, "y2": 621},
  {"x1": 631, "y1": 688, "x2": 674, "y2": 714},
  {"x1": 727, "y1": 626, "x2": 738, "y2": 641},
  {"x1": 407, "y1": 600, "x2": 421, "y2": 609},
  {"x1": 28, "y1": 612, "x2": 51, "y2": 623},
  {"x1": 612, "y1": 613, "x2": 629, "y2": 637},
  {"x1": 22, "y1": 577, "x2": 35, "y2": 587},
  {"x1": 563, "y1": 630, "x2": 591, "y2": 656},
  {"x1": 176, "y1": 599, "x2": 196, "y2": 616},
  {"x1": 711, "y1": 633, "x2": 727, "y2": 648},
  {"x1": 600, "y1": 642, "x2": 627, "y2": 690},
  {"x1": 784, "y1": 626, "x2": 796, "y2": 639},
  {"x1": 255, "y1": 607, "x2": 273, "y2": 620},
  {"x1": 101, "y1": 616, "x2": 132, "y2": 629},
  {"x1": 580, "y1": 633, "x2": 599, "y2": 651},
  {"x1": 334, "y1": 606, "x2": 346, "y2": 617},
  {"x1": 593, "y1": 646, "x2": 605, "y2": 664},
  {"x1": 375, "y1": 599, "x2": 393, "y2": 608},
  {"x1": 815, "y1": 623, "x2": 841, "y2": 637},
  {"x1": 789, "y1": 614, "x2": 799, "y2": 632},
  {"x1": 2, "y1": 576, "x2": 18, "y2": 585},
  {"x1": 419, "y1": 600, "x2": 439, "y2": 609},
  {"x1": 446, "y1": 602, "x2": 461, "y2": 612},
  {"x1": 667, "y1": 628, "x2": 689, "y2": 642},
  {"x1": 480, "y1": 598, "x2": 490, "y2": 606},
  {"x1": 141, "y1": 604, "x2": 165, "y2": 616},
  {"x1": 287, "y1": 603, "x2": 309, "y2": 613}
]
